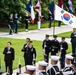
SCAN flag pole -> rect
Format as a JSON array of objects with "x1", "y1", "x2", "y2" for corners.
[
  {"x1": 53, "y1": 20, "x2": 55, "y2": 36},
  {"x1": 53, "y1": 1, "x2": 55, "y2": 36}
]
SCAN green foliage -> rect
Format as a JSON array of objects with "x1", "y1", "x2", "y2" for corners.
[{"x1": 0, "y1": 0, "x2": 76, "y2": 22}]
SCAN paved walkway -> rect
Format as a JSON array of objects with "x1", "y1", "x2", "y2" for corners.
[
  {"x1": 0, "y1": 25, "x2": 72, "y2": 43},
  {"x1": 1, "y1": 25, "x2": 73, "y2": 75}
]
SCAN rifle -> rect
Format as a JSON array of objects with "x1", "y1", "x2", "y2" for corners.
[
  {"x1": 16, "y1": 58, "x2": 21, "y2": 75},
  {"x1": 59, "y1": 43, "x2": 63, "y2": 70}
]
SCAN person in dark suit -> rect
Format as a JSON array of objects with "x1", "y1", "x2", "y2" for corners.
[
  {"x1": 59, "y1": 37, "x2": 68, "y2": 69},
  {"x1": 21, "y1": 39, "x2": 36, "y2": 66},
  {"x1": 51, "y1": 35, "x2": 60, "y2": 55},
  {"x1": 42, "y1": 34, "x2": 51, "y2": 63},
  {"x1": 14, "y1": 13, "x2": 19, "y2": 34},
  {"x1": 3, "y1": 42, "x2": 15, "y2": 75},
  {"x1": 8, "y1": 14, "x2": 14, "y2": 35},
  {"x1": 70, "y1": 28, "x2": 76, "y2": 55}
]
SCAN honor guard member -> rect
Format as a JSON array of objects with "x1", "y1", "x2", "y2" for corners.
[
  {"x1": 70, "y1": 28, "x2": 76, "y2": 55},
  {"x1": 51, "y1": 35, "x2": 60, "y2": 55},
  {"x1": 25, "y1": 65, "x2": 36, "y2": 75},
  {"x1": 25, "y1": 12, "x2": 30, "y2": 32},
  {"x1": 38, "y1": 61, "x2": 48, "y2": 75},
  {"x1": 8, "y1": 14, "x2": 14, "y2": 35},
  {"x1": 3, "y1": 42, "x2": 15, "y2": 75},
  {"x1": 21, "y1": 38, "x2": 30, "y2": 66},
  {"x1": 63, "y1": 55, "x2": 74, "y2": 75},
  {"x1": 22, "y1": 40, "x2": 36, "y2": 66},
  {"x1": 14, "y1": 13, "x2": 19, "y2": 34},
  {"x1": 48, "y1": 1, "x2": 54, "y2": 28},
  {"x1": 47, "y1": 56, "x2": 60, "y2": 75},
  {"x1": 71, "y1": 55, "x2": 76, "y2": 74},
  {"x1": 42, "y1": 34, "x2": 51, "y2": 63},
  {"x1": 60, "y1": 37, "x2": 68, "y2": 69},
  {"x1": 65, "y1": 55, "x2": 74, "y2": 67}
]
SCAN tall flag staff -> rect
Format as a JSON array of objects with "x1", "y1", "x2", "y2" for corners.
[
  {"x1": 48, "y1": 0, "x2": 55, "y2": 36},
  {"x1": 34, "y1": 0, "x2": 42, "y2": 30}
]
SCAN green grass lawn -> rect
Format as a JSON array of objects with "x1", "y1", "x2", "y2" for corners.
[
  {"x1": 57, "y1": 31, "x2": 72, "y2": 38},
  {"x1": 0, "y1": 37, "x2": 72, "y2": 72}
]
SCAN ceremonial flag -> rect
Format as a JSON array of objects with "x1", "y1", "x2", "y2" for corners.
[
  {"x1": 25, "y1": 0, "x2": 31, "y2": 13},
  {"x1": 55, "y1": 5, "x2": 76, "y2": 28},
  {"x1": 58, "y1": 0, "x2": 63, "y2": 8},
  {"x1": 34, "y1": 0, "x2": 41, "y2": 20},
  {"x1": 25, "y1": 0, "x2": 35, "y2": 23},
  {"x1": 48, "y1": 1, "x2": 55, "y2": 20},
  {"x1": 67, "y1": 0, "x2": 72, "y2": 13}
]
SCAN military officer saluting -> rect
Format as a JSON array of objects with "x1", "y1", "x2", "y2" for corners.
[
  {"x1": 42, "y1": 34, "x2": 51, "y2": 63},
  {"x1": 51, "y1": 35, "x2": 60, "y2": 55},
  {"x1": 60, "y1": 37, "x2": 68, "y2": 69},
  {"x1": 38, "y1": 61, "x2": 48, "y2": 75},
  {"x1": 47, "y1": 56, "x2": 60, "y2": 75},
  {"x1": 21, "y1": 38, "x2": 30, "y2": 66},
  {"x1": 22, "y1": 40, "x2": 36, "y2": 66}
]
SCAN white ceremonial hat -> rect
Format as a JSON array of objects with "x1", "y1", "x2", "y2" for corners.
[
  {"x1": 38, "y1": 61, "x2": 48, "y2": 66},
  {"x1": 51, "y1": 56, "x2": 59, "y2": 61},
  {"x1": 66, "y1": 55, "x2": 73, "y2": 60},
  {"x1": 26, "y1": 65, "x2": 36, "y2": 71}
]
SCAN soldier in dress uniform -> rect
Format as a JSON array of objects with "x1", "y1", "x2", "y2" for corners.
[
  {"x1": 8, "y1": 14, "x2": 14, "y2": 35},
  {"x1": 60, "y1": 37, "x2": 68, "y2": 69},
  {"x1": 70, "y1": 28, "x2": 76, "y2": 55},
  {"x1": 42, "y1": 34, "x2": 51, "y2": 63},
  {"x1": 21, "y1": 38, "x2": 30, "y2": 66},
  {"x1": 25, "y1": 12, "x2": 30, "y2": 32},
  {"x1": 47, "y1": 56, "x2": 60, "y2": 75},
  {"x1": 21, "y1": 40, "x2": 36, "y2": 66},
  {"x1": 14, "y1": 13, "x2": 19, "y2": 34},
  {"x1": 25, "y1": 65, "x2": 36, "y2": 75},
  {"x1": 38, "y1": 61, "x2": 48, "y2": 75},
  {"x1": 51, "y1": 35, "x2": 60, "y2": 55},
  {"x1": 62, "y1": 55, "x2": 74, "y2": 75},
  {"x1": 64, "y1": 55, "x2": 74, "y2": 67},
  {"x1": 3, "y1": 42, "x2": 15, "y2": 75}
]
